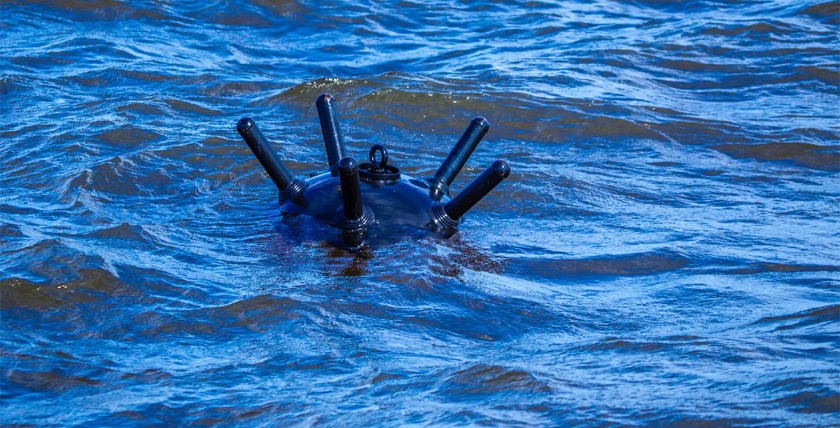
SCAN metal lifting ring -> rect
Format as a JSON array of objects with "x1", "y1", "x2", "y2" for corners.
[{"x1": 369, "y1": 144, "x2": 388, "y2": 171}]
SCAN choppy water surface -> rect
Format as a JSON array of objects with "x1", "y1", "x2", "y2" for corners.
[{"x1": 2, "y1": 0, "x2": 838, "y2": 425}]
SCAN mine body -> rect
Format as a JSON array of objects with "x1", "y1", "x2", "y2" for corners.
[{"x1": 237, "y1": 94, "x2": 510, "y2": 251}]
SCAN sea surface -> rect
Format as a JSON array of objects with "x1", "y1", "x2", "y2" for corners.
[{"x1": 1, "y1": 0, "x2": 838, "y2": 426}]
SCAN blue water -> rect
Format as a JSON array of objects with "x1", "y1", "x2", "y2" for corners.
[{"x1": 2, "y1": 0, "x2": 838, "y2": 425}]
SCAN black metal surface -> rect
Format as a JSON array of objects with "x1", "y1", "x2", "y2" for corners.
[
  {"x1": 236, "y1": 117, "x2": 307, "y2": 203},
  {"x1": 338, "y1": 156, "x2": 372, "y2": 251},
  {"x1": 427, "y1": 117, "x2": 489, "y2": 201},
  {"x1": 358, "y1": 144, "x2": 401, "y2": 185},
  {"x1": 316, "y1": 94, "x2": 346, "y2": 177},
  {"x1": 442, "y1": 160, "x2": 510, "y2": 221},
  {"x1": 339, "y1": 157, "x2": 364, "y2": 223}
]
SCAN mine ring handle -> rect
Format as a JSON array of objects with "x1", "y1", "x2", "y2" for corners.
[{"x1": 369, "y1": 144, "x2": 388, "y2": 170}]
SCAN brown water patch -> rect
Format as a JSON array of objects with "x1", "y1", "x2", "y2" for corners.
[
  {"x1": 442, "y1": 364, "x2": 551, "y2": 396},
  {"x1": 201, "y1": 81, "x2": 276, "y2": 97},
  {"x1": 155, "y1": 295, "x2": 311, "y2": 335},
  {"x1": 514, "y1": 252, "x2": 690, "y2": 278},
  {"x1": 729, "y1": 262, "x2": 840, "y2": 275},
  {"x1": 712, "y1": 142, "x2": 840, "y2": 171},
  {"x1": 5, "y1": 369, "x2": 103, "y2": 393},
  {"x1": 165, "y1": 99, "x2": 224, "y2": 117},
  {"x1": 753, "y1": 304, "x2": 839, "y2": 332},
  {"x1": 429, "y1": 239, "x2": 503, "y2": 278},
  {"x1": 94, "y1": 126, "x2": 161, "y2": 147},
  {"x1": 771, "y1": 390, "x2": 840, "y2": 414},
  {"x1": 212, "y1": 10, "x2": 274, "y2": 27},
  {"x1": 84, "y1": 158, "x2": 143, "y2": 195},
  {"x1": 5, "y1": 0, "x2": 167, "y2": 21},
  {"x1": 651, "y1": 119, "x2": 748, "y2": 145},
  {"x1": 576, "y1": 337, "x2": 669, "y2": 353},
  {"x1": 701, "y1": 21, "x2": 794, "y2": 37},
  {"x1": 657, "y1": 59, "x2": 742, "y2": 74},
  {"x1": 119, "y1": 70, "x2": 178, "y2": 82},
  {"x1": 266, "y1": 77, "x2": 382, "y2": 107},
  {"x1": 251, "y1": 0, "x2": 309, "y2": 18},
  {"x1": 578, "y1": 116, "x2": 666, "y2": 141},
  {"x1": 797, "y1": 2, "x2": 840, "y2": 25},
  {"x1": 116, "y1": 102, "x2": 166, "y2": 116},
  {"x1": 0, "y1": 278, "x2": 62, "y2": 310},
  {"x1": 649, "y1": 161, "x2": 682, "y2": 167},
  {"x1": 790, "y1": 65, "x2": 840, "y2": 86},
  {"x1": 0, "y1": 268, "x2": 141, "y2": 311}
]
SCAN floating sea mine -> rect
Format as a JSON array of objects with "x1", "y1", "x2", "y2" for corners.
[{"x1": 237, "y1": 94, "x2": 510, "y2": 251}]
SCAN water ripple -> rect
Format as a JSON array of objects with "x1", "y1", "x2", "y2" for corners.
[{"x1": 2, "y1": 0, "x2": 838, "y2": 425}]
